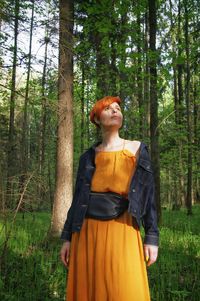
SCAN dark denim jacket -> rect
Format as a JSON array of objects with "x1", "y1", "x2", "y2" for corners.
[{"x1": 61, "y1": 142, "x2": 159, "y2": 246}]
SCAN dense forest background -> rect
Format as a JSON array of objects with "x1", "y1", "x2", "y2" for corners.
[
  {"x1": 0, "y1": 1, "x2": 200, "y2": 300},
  {"x1": 0, "y1": 0, "x2": 200, "y2": 222}
]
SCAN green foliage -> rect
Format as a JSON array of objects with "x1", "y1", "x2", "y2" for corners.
[
  {"x1": 0, "y1": 206, "x2": 200, "y2": 300},
  {"x1": 143, "y1": 205, "x2": 200, "y2": 301},
  {"x1": 0, "y1": 212, "x2": 66, "y2": 301},
  {"x1": 0, "y1": 0, "x2": 200, "y2": 211}
]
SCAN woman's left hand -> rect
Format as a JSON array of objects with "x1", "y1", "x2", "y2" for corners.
[{"x1": 143, "y1": 244, "x2": 158, "y2": 267}]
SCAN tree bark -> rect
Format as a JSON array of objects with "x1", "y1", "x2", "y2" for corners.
[
  {"x1": 148, "y1": 0, "x2": 161, "y2": 222},
  {"x1": 136, "y1": 4, "x2": 144, "y2": 140},
  {"x1": 143, "y1": 10, "x2": 150, "y2": 139},
  {"x1": 169, "y1": 0, "x2": 180, "y2": 209},
  {"x1": 20, "y1": 0, "x2": 35, "y2": 193},
  {"x1": 193, "y1": 78, "x2": 200, "y2": 203},
  {"x1": 184, "y1": 0, "x2": 192, "y2": 215},
  {"x1": 38, "y1": 29, "x2": 49, "y2": 207},
  {"x1": 51, "y1": 0, "x2": 74, "y2": 236},
  {"x1": 81, "y1": 60, "x2": 85, "y2": 153},
  {"x1": 177, "y1": 0, "x2": 185, "y2": 207},
  {"x1": 6, "y1": 0, "x2": 19, "y2": 209}
]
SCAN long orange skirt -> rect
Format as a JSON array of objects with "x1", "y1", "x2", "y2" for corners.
[{"x1": 66, "y1": 210, "x2": 151, "y2": 301}]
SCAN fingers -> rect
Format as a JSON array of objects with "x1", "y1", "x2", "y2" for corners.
[
  {"x1": 60, "y1": 249, "x2": 68, "y2": 267},
  {"x1": 60, "y1": 242, "x2": 70, "y2": 268},
  {"x1": 144, "y1": 244, "x2": 158, "y2": 267}
]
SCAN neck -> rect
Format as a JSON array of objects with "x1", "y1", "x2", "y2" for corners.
[{"x1": 100, "y1": 129, "x2": 122, "y2": 148}]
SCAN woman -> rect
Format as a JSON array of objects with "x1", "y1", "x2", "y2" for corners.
[{"x1": 60, "y1": 96, "x2": 159, "y2": 301}]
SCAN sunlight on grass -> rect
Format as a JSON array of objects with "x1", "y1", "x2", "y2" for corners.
[{"x1": 0, "y1": 206, "x2": 200, "y2": 300}]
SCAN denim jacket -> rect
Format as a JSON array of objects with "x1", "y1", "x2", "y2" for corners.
[{"x1": 61, "y1": 142, "x2": 159, "y2": 246}]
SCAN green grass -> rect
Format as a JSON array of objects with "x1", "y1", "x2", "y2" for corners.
[
  {"x1": 0, "y1": 206, "x2": 200, "y2": 301},
  {"x1": 0, "y1": 212, "x2": 66, "y2": 301},
  {"x1": 148, "y1": 205, "x2": 200, "y2": 301}
]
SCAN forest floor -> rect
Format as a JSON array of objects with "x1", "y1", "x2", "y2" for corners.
[{"x1": 0, "y1": 205, "x2": 199, "y2": 301}]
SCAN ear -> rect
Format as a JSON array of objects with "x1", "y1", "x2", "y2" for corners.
[{"x1": 94, "y1": 116, "x2": 100, "y2": 125}]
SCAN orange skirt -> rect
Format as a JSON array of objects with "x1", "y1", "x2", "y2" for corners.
[{"x1": 66, "y1": 210, "x2": 151, "y2": 301}]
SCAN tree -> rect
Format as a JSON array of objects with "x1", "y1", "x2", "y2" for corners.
[
  {"x1": 148, "y1": 0, "x2": 161, "y2": 221},
  {"x1": 19, "y1": 0, "x2": 35, "y2": 196},
  {"x1": 6, "y1": 0, "x2": 19, "y2": 209},
  {"x1": 51, "y1": 0, "x2": 74, "y2": 236},
  {"x1": 184, "y1": 0, "x2": 192, "y2": 215}
]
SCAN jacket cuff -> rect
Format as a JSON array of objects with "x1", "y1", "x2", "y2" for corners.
[
  {"x1": 60, "y1": 230, "x2": 72, "y2": 242},
  {"x1": 144, "y1": 234, "x2": 159, "y2": 246}
]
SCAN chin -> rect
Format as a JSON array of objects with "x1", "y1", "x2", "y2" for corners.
[{"x1": 104, "y1": 122, "x2": 122, "y2": 129}]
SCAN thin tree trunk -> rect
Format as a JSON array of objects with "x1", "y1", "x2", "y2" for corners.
[
  {"x1": 193, "y1": 78, "x2": 200, "y2": 203},
  {"x1": 6, "y1": 0, "x2": 19, "y2": 209},
  {"x1": 20, "y1": 0, "x2": 35, "y2": 191},
  {"x1": 38, "y1": 30, "x2": 49, "y2": 207},
  {"x1": 119, "y1": 10, "x2": 128, "y2": 106},
  {"x1": 148, "y1": 0, "x2": 161, "y2": 222},
  {"x1": 109, "y1": 0, "x2": 117, "y2": 95},
  {"x1": 144, "y1": 11, "x2": 150, "y2": 138},
  {"x1": 51, "y1": 0, "x2": 74, "y2": 236},
  {"x1": 81, "y1": 61, "x2": 85, "y2": 153},
  {"x1": 169, "y1": 0, "x2": 180, "y2": 209},
  {"x1": 86, "y1": 82, "x2": 90, "y2": 148},
  {"x1": 48, "y1": 158, "x2": 53, "y2": 211},
  {"x1": 177, "y1": 0, "x2": 185, "y2": 207},
  {"x1": 136, "y1": 4, "x2": 143, "y2": 140},
  {"x1": 184, "y1": 0, "x2": 192, "y2": 215},
  {"x1": 169, "y1": 0, "x2": 179, "y2": 124}
]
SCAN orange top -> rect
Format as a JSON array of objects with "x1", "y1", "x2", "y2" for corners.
[{"x1": 91, "y1": 149, "x2": 137, "y2": 197}]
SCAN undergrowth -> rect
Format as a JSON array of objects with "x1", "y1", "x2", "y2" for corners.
[{"x1": 0, "y1": 206, "x2": 199, "y2": 300}]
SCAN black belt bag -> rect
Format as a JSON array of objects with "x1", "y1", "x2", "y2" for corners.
[{"x1": 85, "y1": 191, "x2": 129, "y2": 220}]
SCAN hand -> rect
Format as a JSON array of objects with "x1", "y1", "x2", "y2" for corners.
[
  {"x1": 144, "y1": 244, "x2": 158, "y2": 267},
  {"x1": 60, "y1": 241, "x2": 71, "y2": 268}
]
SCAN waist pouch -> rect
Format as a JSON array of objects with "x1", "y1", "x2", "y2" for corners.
[{"x1": 85, "y1": 192, "x2": 129, "y2": 220}]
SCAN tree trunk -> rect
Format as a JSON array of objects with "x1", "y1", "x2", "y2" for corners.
[
  {"x1": 169, "y1": 0, "x2": 179, "y2": 124},
  {"x1": 81, "y1": 60, "x2": 85, "y2": 153},
  {"x1": 184, "y1": 0, "x2": 192, "y2": 215},
  {"x1": 177, "y1": 0, "x2": 185, "y2": 207},
  {"x1": 109, "y1": 0, "x2": 117, "y2": 95},
  {"x1": 51, "y1": 0, "x2": 74, "y2": 236},
  {"x1": 136, "y1": 4, "x2": 144, "y2": 140},
  {"x1": 38, "y1": 29, "x2": 49, "y2": 207},
  {"x1": 118, "y1": 9, "x2": 128, "y2": 107},
  {"x1": 20, "y1": 0, "x2": 35, "y2": 194},
  {"x1": 148, "y1": 0, "x2": 161, "y2": 222},
  {"x1": 169, "y1": 0, "x2": 180, "y2": 209},
  {"x1": 86, "y1": 82, "x2": 90, "y2": 148},
  {"x1": 144, "y1": 11, "x2": 150, "y2": 138},
  {"x1": 6, "y1": 0, "x2": 19, "y2": 209},
  {"x1": 193, "y1": 78, "x2": 200, "y2": 203}
]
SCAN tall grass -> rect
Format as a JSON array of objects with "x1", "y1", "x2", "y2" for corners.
[{"x1": 0, "y1": 206, "x2": 199, "y2": 300}]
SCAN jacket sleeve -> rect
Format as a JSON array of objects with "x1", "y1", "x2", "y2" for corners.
[
  {"x1": 142, "y1": 146, "x2": 159, "y2": 246},
  {"x1": 60, "y1": 156, "x2": 83, "y2": 241}
]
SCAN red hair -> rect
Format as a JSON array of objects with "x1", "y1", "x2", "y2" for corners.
[{"x1": 90, "y1": 96, "x2": 121, "y2": 127}]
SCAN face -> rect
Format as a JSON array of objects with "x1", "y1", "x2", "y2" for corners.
[{"x1": 97, "y1": 102, "x2": 123, "y2": 129}]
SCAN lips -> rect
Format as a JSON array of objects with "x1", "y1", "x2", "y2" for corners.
[{"x1": 111, "y1": 115, "x2": 120, "y2": 119}]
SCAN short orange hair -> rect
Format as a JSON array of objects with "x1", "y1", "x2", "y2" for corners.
[{"x1": 90, "y1": 96, "x2": 121, "y2": 126}]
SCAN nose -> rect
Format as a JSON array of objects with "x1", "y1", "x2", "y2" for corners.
[{"x1": 112, "y1": 107, "x2": 117, "y2": 113}]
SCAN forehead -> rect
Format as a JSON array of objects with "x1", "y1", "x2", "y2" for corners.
[{"x1": 105, "y1": 101, "x2": 120, "y2": 107}]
